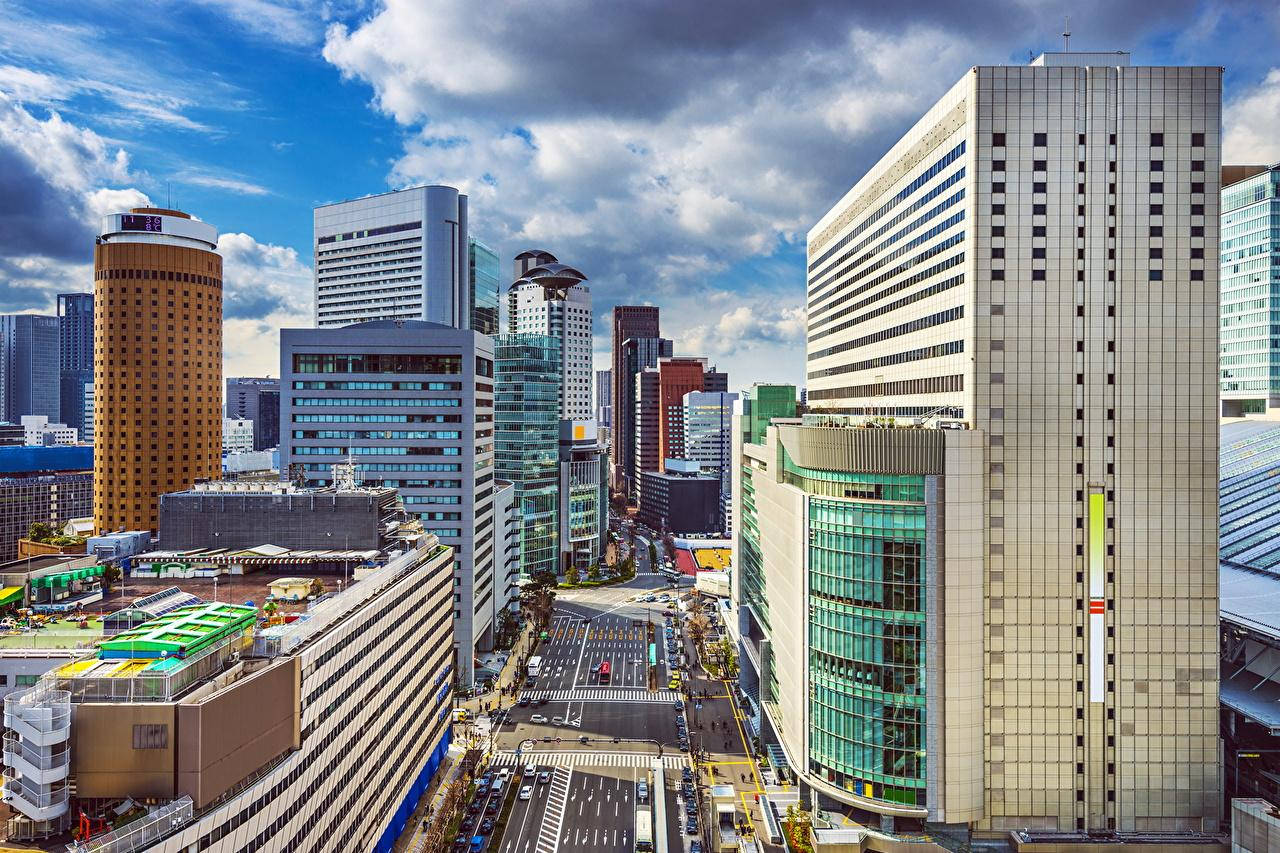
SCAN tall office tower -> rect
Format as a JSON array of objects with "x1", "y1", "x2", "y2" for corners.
[
  {"x1": 683, "y1": 390, "x2": 738, "y2": 531},
  {"x1": 93, "y1": 208, "x2": 222, "y2": 534},
  {"x1": 1220, "y1": 164, "x2": 1280, "y2": 416},
  {"x1": 281, "y1": 321, "x2": 495, "y2": 687},
  {"x1": 610, "y1": 305, "x2": 661, "y2": 490},
  {"x1": 657, "y1": 356, "x2": 726, "y2": 467},
  {"x1": 494, "y1": 334, "x2": 562, "y2": 578},
  {"x1": 225, "y1": 376, "x2": 281, "y2": 450},
  {"x1": 506, "y1": 250, "x2": 593, "y2": 419},
  {"x1": 617, "y1": 336, "x2": 673, "y2": 499},
  {"x1": 595, "y1": 369, "x2": 612, "y2": 428},
  {"x1": 786, "y1": 53, "x2": 1221, "y2": 838},
  {"x1": 314, "y1": 185, "x2": 469, "y2": 328},
  {"x1": 633, "y1": 367, "x2": 661, "y2": 498},
  {"x1": 740, "y1": 383, "x2": 797, "y2": 445},
  {"x1": 0, "y1": 314, "x2": 60, "y2": 423},
  {"x1": 56, "y1": 293, "x2": 93, "y2": 432},
  {"x1": 469, "y1": 237, "x2": 500, "y2": 336}
]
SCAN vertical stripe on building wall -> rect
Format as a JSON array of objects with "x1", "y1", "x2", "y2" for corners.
[
  {"x1": 374, "y1": 725, "x2": 453, "y2": 853},
  {"x1": 1088, "y1": 490, "x2": 1105, "y2": 703}
]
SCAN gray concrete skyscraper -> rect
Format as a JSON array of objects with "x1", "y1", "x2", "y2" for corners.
[
  {"x1": 314, "y1": 186, "x2": 470, "y2": 328},
  {"x1": 57, "y1": 293, "x2": 93, "y2": 432},
  {"x1": 0, "y1": 314, "x2": 60, "y2": 424}
]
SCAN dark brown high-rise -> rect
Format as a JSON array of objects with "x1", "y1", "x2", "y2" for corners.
[
  {"x1": 610, "y1": 305, "x2": 660, "y2": 494},
  {"x1": 93, "y1": 208, "x2": 223, "y2": 533}
]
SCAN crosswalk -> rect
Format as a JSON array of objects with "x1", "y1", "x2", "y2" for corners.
[
  {"x1": 523, "y1": 688, "x2": 680, "y2": 703},
  {"x1": 494, "y1": 750, "x2": 690, "y2": 770},
  {"x1": 534, "y1": 766, "x2": 572, "y2": 853}
]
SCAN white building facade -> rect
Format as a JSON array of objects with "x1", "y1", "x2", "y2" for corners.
[
  {"x1": 683, "y1": 390, "x2": 738, "y2": 533},
  {"x1": 20, "y1": 416, "x2": 77, "y2": 446},
  {"x1": 314, "y1": 186, "x2": 470, "y2": 329},
  {"x1": 798, "y1": 53, "x2": 1221, "y2": 838},
  {"x1": 221, "y1": 418, "x2": 254, "y2": 454}
]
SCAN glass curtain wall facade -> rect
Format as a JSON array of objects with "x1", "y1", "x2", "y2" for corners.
[
  {"x1": 496, "y1": 334, "x2": 561, "y2": 576},
  {"x1": 469, "y1": 237, "x2": 500, "y2": 336},
  {"x1": 801, "y1": 461, "x2": 928, "y2": 808},
  {"x1": 1221, "y1": 165, "x2": 1280, "y2": 415}
]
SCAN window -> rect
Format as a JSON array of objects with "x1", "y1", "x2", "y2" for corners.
[
  {"x1": 1150, "y1": 182, "x2": 1163, "y2": 193},
  {"x1": 1191, "y1": 270, "x2": 1204, "y2": 281},
  {"x1": 1032, "y1": 270, "x2": 1046, "y2": 280},
  {"x1": 993, "y1": 160, "x2": 1006, "y2": 171},
  {"x1": 1191, "y1": 132, "x2": 1205, "y2": 146},
  {"x1": 1033, "y1": 160, "x2": 1047, "y2": 171},
  {"x1": 1149, "y1": 270, "x2": 1163, "y2": 281},
  {"x1": 1033, "y1": 204, "x2": 1047, "y2": 215},
  {"x1": 992, "y1": 181, "x2": 1006, "y2": 193},
  {"x1": 992, "y1": 132, "x2": 1005, "y2": 146},
  {"x1": 1032, "y1": 248, "x2": 1046, "y2": 259},
  {"x1": 133, "y1": 724, "x2": 168, "y2": 749},
  {"x1": 1191, "y1": 182, "x2": 1204, "y2": 193},
  {"x1": 1191, "y1": 248, "x2": 1204, "y2": 259},
  {"x1": 991, "y1": 204, "x2": 1006, "y2": 215},
  {"x1": 1150, "y1": 204, "x2": 1163, "y2": 215},
  {"x1": 992, "y1": 226, "x2": 1005, "y2": 237},
  {"x1": 1150, "y1": 160, "x2": 1163, "y2": 171},
  {"x1": 1191, "y1": 204, "x2": 1204, "y2": 215},
  {"x1": 1149, "y1": 248, "x2": 1163, "y2": 259},
  {"x1": 1033, "y1": 182, "x2": 1047, "y2": 193},
  {"x1": 992, "y1": 247, "x2": 1005, "y2": 259},
  {"x1": 1034, "y1": 132, "x2": 1047, "y2": 146},
  {"x1": 1192, "y1": 159, "x2": 1205, "y2": 171},
  {"x1": 1150, "y1": 225, "x2": 1163, "y2": 237},
  {"x1": 1032, "y1": 226, "x2": 1047, "y2": 236},
  {"x1": 1150, "y1": 132, "x2": 1163, "y2": 146}
]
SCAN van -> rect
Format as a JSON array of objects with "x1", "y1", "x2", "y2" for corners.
[
  {"x1": 490, "y1": 779, "x2": 504, "y2": 797},
  {"x1": 637, "y1": 781, "x2": 649, "y2": 801}
]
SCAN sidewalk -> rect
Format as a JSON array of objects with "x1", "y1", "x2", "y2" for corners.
[
  {"x1": 394, "y1": 741, "x2": 468, "y2": 853},
  {"x1": 459, "y1": 622, "x2": 537, "y2": 714}
]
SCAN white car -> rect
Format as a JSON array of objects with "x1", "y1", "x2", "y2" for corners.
[
  {"x1": 519, "y1": 785, "x2": 533, "y2": 801},
  {"x1": 530, "y1": 714, "x2": 549, "y2": 724},
  {"x1": 552, "y1": 716, "x2": 564, "y2": 726},
  {"x1": 524, "y1": 762, "x2": 537, "y2": 775},
  {"x1": 497, "y1": 767, "x2": 511, "y2": 780}
]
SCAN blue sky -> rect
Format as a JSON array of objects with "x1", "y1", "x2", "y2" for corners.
[{"x1": 1, "y1": 0, "x2": 1278, "y2": 389}]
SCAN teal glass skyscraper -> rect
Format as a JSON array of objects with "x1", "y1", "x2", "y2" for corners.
[
  {"x1": 469, "y1": 237, "x2": 500, "y2": 336},
  {"x1": 1221, "y1": 164, "x2": 1280, "y2": 415},
  {"x1": 495, "y1": 333, "x2": 561, "y2": 577}
]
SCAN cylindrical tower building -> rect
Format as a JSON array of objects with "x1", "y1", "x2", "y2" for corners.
[{"x1": 93, "y1": 208, "x2": 222, "y2": 533}]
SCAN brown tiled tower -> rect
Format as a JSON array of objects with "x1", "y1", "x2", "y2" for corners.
[{"x1": 92, "y1": 208, "x2": 222, "y2": 533}]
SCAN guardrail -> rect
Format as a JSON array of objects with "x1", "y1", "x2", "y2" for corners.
[{"x1": 65, "y1": 796, "x2": 194, "y2": 853}]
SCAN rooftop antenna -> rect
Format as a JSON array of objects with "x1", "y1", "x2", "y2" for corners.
[
  {"x1": 167, "y1": 181, "x2": 171, "y2": 208},
  {"x1": 1062, "y1": 16, "x2": 1071, "y2": 52}
]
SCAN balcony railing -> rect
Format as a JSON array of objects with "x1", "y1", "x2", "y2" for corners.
[
  {"x1": 65, "y1": 796, "x2": 194, "y2": 853},
  {"x1": 3, "y1": 732, "x2": 69, "y2": 772}
]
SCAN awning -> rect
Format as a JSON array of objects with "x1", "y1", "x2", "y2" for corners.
[{"x1": 0, "y1": 586, "x2": 23, "y2": 607}]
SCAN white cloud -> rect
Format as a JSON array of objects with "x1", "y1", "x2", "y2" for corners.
[
  {"x1": 179, "y1": 173, "x2": 272, "y2": 196},
  {"x1": 1224, "y1": 68, "x2": 1280, "y2": 164}
]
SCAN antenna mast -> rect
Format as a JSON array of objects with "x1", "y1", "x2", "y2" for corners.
[{"x1": 1063, "y1": 16, "x2": 1071, "y2": 52}]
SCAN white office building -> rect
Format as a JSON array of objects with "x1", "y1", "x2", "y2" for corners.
[
  {"x1": 683, "y1": 390, "x2": 737, "y2": 533},
  {"x1": 314, "y1": 186, "x2": 470, "y2": 328},
  {"x1": 506, "y1": 250, "x2": 593, "y2": 420},
  {"x1": 788, "y1": 52, "x2": 1220, "y2": 840},
  {"x1": 20, "y1": 416, "x2": 76, "y2": 447},
  {"x1": 221, "y1": 418, "x2": 254, "y2": 454}
]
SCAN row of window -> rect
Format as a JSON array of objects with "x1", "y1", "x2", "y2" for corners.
[
  {"x1": 992, "y1": 130, "x2": 1205, "y2": 147},
  {"x1": 293, "y1": 354, "x2": 462, "y2": 375},
  {"x1": 808, "y1": 260, "x2": 965, "y2": 344},
  {"x1": 808, "y1": 305, "x2": 964, "y2": 363}
]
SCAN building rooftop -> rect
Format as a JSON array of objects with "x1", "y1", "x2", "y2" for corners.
[
  {"x1": 134, "y1": 545, "x2": 384, "y2": 566},
  {"x1": 1221, "y1": 420, "x2": 1280, "y2": 571}
]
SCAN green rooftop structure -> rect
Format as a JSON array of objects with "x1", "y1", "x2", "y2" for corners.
[
  {"x1": 97, "y1": 602, "x2": 258, "y2": 660},
  {"x1": 741, "y1": 383, "x2": 797, "y2": 445}
]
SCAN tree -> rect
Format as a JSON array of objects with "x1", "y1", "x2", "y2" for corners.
[
  {"x1": 587, "y1": 562, "x2": 601, "y2": 581},
  {"x1": 309, "y1": 578, "x2": 326, "y2": 598},
  {"x1": 687, "y1": 613, "x2": 711, "y2": 647},
  {"x1": 101, "y1": 563, "x2": 122, "y2": 592},
  {"x1": 718, "y1": 635, "x2": 738, "y2": 678},
  {"x1": 565, "y1": 565, "x2": 580, "y2": 585},
  {"x1": 27, "y1": 522, "x2": 55, "y2": 542},
  {"x1": 648, "y1": 541, "x2": 658, "y2": 568}
]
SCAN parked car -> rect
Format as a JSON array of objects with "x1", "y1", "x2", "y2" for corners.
[
  {"x1": 530, "y1": 714, "x2": 549, "y2": 723},
  {"x1": 480, "y1": 818, "x2": 495, "y2": 834},
  {"x1": 518, "y1": 696, "x2": 531, "y2": 707},
  {"x1": 552, "y1": 716, "x2": 564, "y2": 726}
]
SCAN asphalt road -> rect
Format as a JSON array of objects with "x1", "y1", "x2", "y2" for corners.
[{"x1": 490, "y1": 560, "x2": 700, "y2": 853}]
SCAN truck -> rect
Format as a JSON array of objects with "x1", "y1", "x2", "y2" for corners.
[
  {"x1": 527, "y1": 656, "x2": 542, "y2": 678},
  {"x1": 634, "y1": 806, "x2": 653, "y2": 852}
]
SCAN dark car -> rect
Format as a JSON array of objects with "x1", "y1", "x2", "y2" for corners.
[
  {"x1": 454, "y1": 837, "x2": 469, "y2": 850},
  {"x1": 518, "y1": 696, "x2": 531, "y2": 707},
  {"x1": 468, "y1": 800, "x2": 482, "y2": 813},
  {"x1": 460, "y1": 816, "x2": 475, "y2": 833},
  {"x1": 480, "y1": 819, "x2": 495, "y2": 835},
  {"x1": 486, "y1": 799, "x2": 499, "y2": 814},
  {"x1": 662, "y1": 610, "x2": 675, "y2": 617},
  {"x1": 674, "y1": 700, "x2": 685, "y2": 711},
  {"x1": 678, "y1": 741, "x2": 689, "y2": 752},
  {"x1": 536, "y1": 697, "x2": 549, "y2": 707},
  {"x1": 691, "y1": 843, "x2": 703, "y2": 853},
  {"x1": 686, "y1": 820, "x2": 699, "y2": 835},
  {"x1": 682, "y1": 767, "x2": 692, "y2": 780}
]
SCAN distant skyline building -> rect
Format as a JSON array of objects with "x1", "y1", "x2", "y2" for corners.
[
  {"x1": 57, "y1": 292, "x2": 93, "y2": 432},
  {"x1": 595, "y1": 369, "x2": 612, "y2": 428},
  {"x1": 314, "y1": 185, "x2": 470, "y2": 328},
  {"x1": 225, "y1": 376, "x2": 281, "y2": 450},
  {"x1": 21, "y1": 415, "x2": 77, "y2": 446},
  {"x1": 280, "y1": 320, "x2": 496, "y2": 687},
  {"x1": 610, "y1": 305, "x2": 661, "y2": 491},
  {"x1": 656, "y1": 356, "x2": 725, "y2": 468},
  {"x1": 506, "y1": 250, "x2": 593, "y2": 419},
  {"x1": 786, "y1": 52, "x2": 1222, "y2": 838},
  {"x1": 0, "y1": 445, "x2": 93, "y2": 563},
  {"x1": 633, "y1": 366, "x2": 661, "y2": 499},
  {"x1": 1220, "y1": 163, "x2": 1280, "y2": 416},
  {"x1": 682, "y1": 390, "x2": 738, "y2": 532},
  {"x1": 495, "y1": 333, "x2": 562, "y2": 578},
  {"x1": 0, "y1": 313, "x2": 60, "y2": 424},
  {"x1": 469, "y1": 237, "x2": 500, "y2": 337},
  {"x1": 618, "y1": 336, "x2": 673, "y2": 498},
  {"x1": 558, "y1": 419, "x2": 607, "y2": 572},
  {"x1": 93, "y1": 207, "x2": 223, "y2": 534}
]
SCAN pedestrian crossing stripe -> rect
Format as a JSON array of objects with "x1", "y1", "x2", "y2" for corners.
[
  {"x1": 493, "y1": 750, "x2": 689, "y2": 769},
  {"x1": 522, "y1": 688, "x2": 681, "y2": 702}
]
